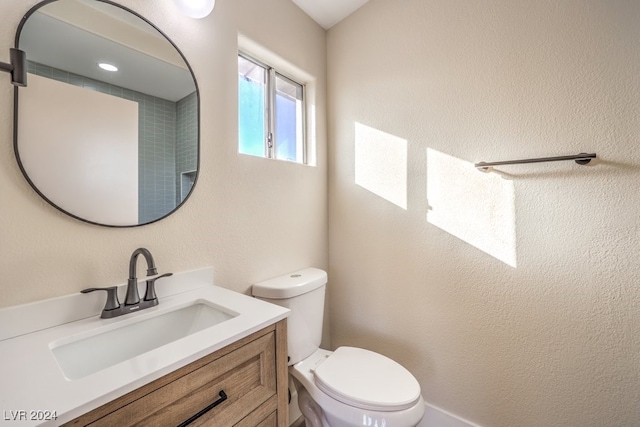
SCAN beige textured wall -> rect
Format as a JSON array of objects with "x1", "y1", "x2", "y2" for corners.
[
  {"x1": 327, "y1": 0, "x2": 640, "y2": 426},
  {"x1": 0, "y1": 0, "x2": 327, "y2": 307}
]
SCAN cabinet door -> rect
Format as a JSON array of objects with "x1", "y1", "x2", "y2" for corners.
[
  {"x1": 89, "y1": 332, "x2": 276, "y2": 426},
  {"x1": 254, "y1": 412, "x2": 277, "y2": 427}
]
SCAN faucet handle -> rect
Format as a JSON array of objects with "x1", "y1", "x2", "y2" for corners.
[
  {"x1": 144, "y1": 273, "x2": 173, "y2": 302},
  {"x1": 81, "y1": 286, "x2": 121, "y2": 312}
]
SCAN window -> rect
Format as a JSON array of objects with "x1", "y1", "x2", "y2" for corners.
[{"x1": 238, "y1": 53, "x2": 306, "y2": 164}]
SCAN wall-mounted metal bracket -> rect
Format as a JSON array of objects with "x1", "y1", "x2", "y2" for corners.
[{"x1": 0, "y1": 48, "x2": 27, "y2": 87}]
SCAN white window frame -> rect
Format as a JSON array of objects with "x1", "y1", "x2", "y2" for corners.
[{"x1": 238, "y1": 52, "x2": 307, "y2": 164}]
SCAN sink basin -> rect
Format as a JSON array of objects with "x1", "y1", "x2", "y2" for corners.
[{"x1": 50, "y1": 300, "x2": 237, "y2": 380}]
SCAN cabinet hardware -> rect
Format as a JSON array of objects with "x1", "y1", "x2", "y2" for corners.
[{"x1": 177, "y1": 390, "x2": 228, "y2": 427}]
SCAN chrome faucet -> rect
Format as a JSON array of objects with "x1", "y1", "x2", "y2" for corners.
[{"x1": 82, "y1": 248, "x2": 173, "y2": 319}]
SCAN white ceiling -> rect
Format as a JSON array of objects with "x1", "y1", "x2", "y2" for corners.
[{"x1": 291, "y1": 0, "x2": 370, "y2": 30}]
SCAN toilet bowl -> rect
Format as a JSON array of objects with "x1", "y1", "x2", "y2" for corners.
[
  {"x1": 291, "y1": 348, "x2": 425, "y2": 426},
  {"x1": 252, "y1": 268, "x2": 425, "y2": 427}
]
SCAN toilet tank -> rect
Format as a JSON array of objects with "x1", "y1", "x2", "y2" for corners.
[{"x1": 252, "y1": 268, "x2": 327, "y2": 365}]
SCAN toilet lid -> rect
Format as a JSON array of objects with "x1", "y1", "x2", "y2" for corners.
[{"x1": 313, "y1": 346, "x2": 421, "y2": 411}]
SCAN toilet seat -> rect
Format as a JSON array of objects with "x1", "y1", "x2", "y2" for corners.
[{"x1": 313, "y1": 346, "x2": 421, "y2": 411}]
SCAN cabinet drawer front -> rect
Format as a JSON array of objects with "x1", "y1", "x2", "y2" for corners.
[
  {"x1": 254, "y1": 412, "x2": 277, "y2": 427},
  {"x1": 90, "y1": 332, "x2": 276, "y2": 427}
]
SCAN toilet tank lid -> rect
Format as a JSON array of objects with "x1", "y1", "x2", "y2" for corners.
[{"x1": 252, "y1": 268, "x2": 327, "y2": 299}]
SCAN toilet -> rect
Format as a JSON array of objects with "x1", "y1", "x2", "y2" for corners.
[{"x1": 252, "y1": 268, "x2": 425, "y2": 427}]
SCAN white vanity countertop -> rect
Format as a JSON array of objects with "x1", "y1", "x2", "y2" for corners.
[{"x1": 0, "y1": 267, "x2": 289, "y2": 426}]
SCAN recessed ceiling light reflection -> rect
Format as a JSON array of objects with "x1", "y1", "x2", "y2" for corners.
[{"x1": 98, "y1": 63, "x2": 118, "y2": 72}]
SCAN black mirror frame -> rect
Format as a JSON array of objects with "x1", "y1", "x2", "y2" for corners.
[{"x1": 12, "y1": 0, "x2": 201, "y2": 228}]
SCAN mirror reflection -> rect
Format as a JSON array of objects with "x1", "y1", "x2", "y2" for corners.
[{"x1": 16, "y1": 0, "x2": 199, "y2": 226}]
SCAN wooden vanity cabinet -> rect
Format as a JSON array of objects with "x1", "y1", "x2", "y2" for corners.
[{"x1": 63, "y1": 320, "x2": 288, "y2": 427}]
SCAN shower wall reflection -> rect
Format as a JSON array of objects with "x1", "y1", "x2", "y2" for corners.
[{"x1": 27, "y1": 61, "x2": 197, "y2": 223}]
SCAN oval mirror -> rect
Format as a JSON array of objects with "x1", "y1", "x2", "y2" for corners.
[{"x1": 14, "y1": 0, "x2": 199, "y2": 227}]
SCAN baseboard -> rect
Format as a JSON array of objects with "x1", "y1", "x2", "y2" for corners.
[{"x1": 418, "y1": 402, "x2": 481, "y2": 427}]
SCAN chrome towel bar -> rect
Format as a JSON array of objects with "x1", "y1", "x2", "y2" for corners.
[{"x1": 475, "y1": 153, "x2": 596, "y2": 171}]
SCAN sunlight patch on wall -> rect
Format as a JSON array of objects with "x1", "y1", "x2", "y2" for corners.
[
  {"x1": 355, "y1": 122, "x2": 407, "y2": 209},
  {"x1": 426, "y1": 148, "x2": 517, "y2": 267}
]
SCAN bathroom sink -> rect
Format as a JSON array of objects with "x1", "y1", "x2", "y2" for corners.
[{"x1": 50, "y1": 300, "x2": 237, "y2": 380}]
